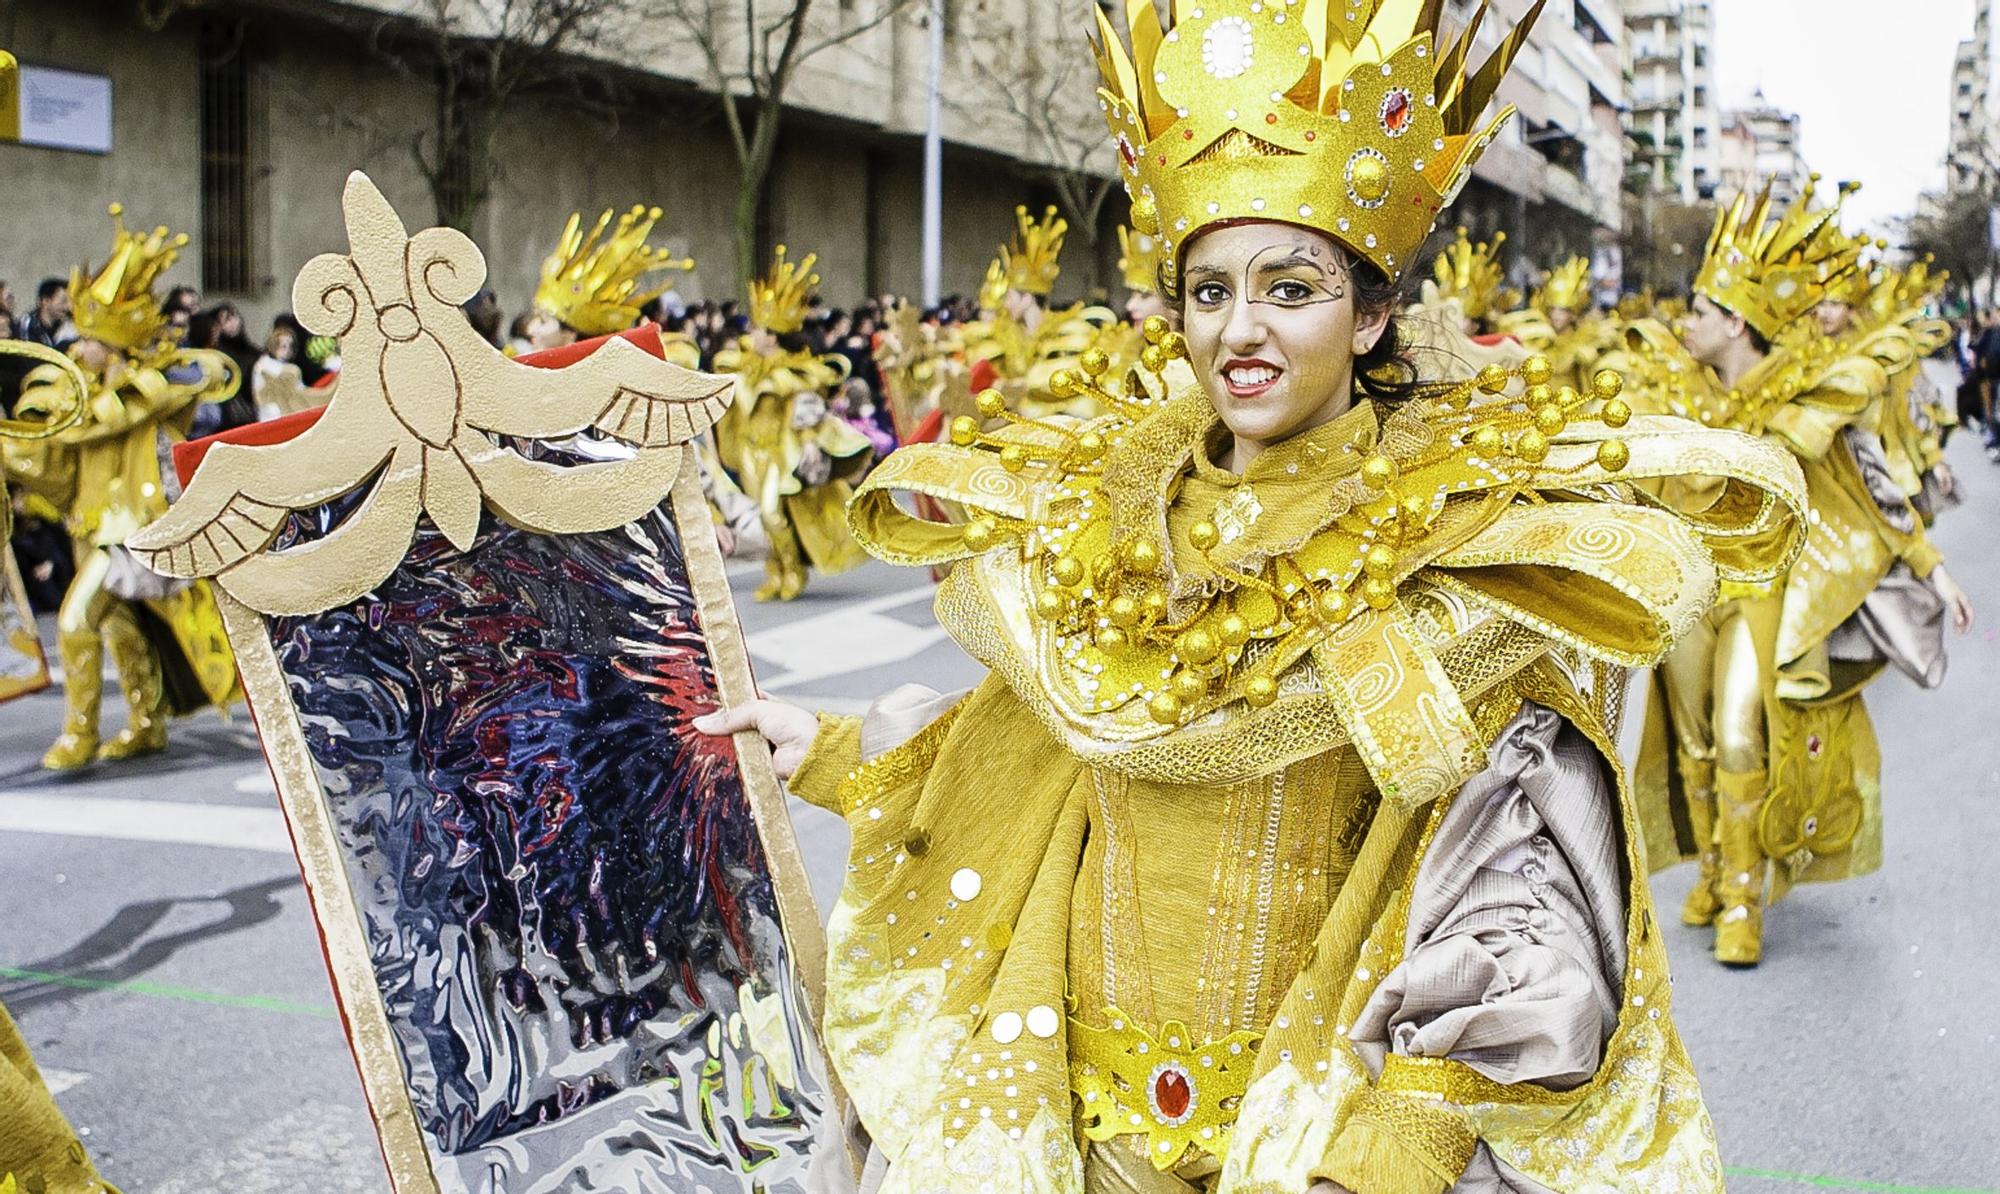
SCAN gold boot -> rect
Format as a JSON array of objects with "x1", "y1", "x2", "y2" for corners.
[
  {"x1": 1713, "y1": 768, "x2": 1769, "y2": 967},
  {"x1": 757, "y1": 523, "x2": 806, "y2": 602},
  {"x1": 96, "y1": 606, "x2": 169, "y2": 762},
  {"x1": 43, "y1": 623, "x2": 106, "y2": 770},
  {"x1": 1678, "y1": 757, "x2": 1722, "y2": 927}
]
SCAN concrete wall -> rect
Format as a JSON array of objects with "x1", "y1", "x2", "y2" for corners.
[
  {"x1": 1, "y1": 0, "x2": 1124, "y2": 332},
  {"x1": 0, "y1": 0, "x2": 204, "y2": 302}
]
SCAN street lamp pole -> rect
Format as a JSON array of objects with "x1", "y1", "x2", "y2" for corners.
[{"x1": 921, "y1": 0, "x2": 945, "y2": 307}]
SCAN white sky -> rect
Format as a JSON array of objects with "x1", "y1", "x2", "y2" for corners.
[{"x1": 1711, "y1": 0, "x2": 1976, "y2": 234}]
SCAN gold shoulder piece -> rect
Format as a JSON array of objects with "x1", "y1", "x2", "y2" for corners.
[{"x1": 127, "y1": 172, "x2": 733, "y2": 617}]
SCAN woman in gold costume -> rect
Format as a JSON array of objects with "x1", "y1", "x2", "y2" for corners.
[
  {"x1": 714, "y1": 247, "x2": 874, "y2": 600},
  {"x1": 703, "y1": 3, "x2": 1804, "y2": 1190},
  {"x1": 1619, "y1": 180, "x2": 1974, "y2": 967},
  {"x1": 4, "y1": 206, "x2": 240, "y2": 770}
]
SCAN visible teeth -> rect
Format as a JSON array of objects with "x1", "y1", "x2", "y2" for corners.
[{"x1": 1226, "y1": 365, "x2": 1279, "y2": 385}]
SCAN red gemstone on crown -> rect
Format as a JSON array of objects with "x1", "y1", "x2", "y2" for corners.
[
  {"x1": 1806, "y1": 734, "x2": 1823, "y2": 758},
  {"x1": 1383, "y1": 89, "x2": 1412, "y2": 133},
  {"x1": 1152, "y1": 1066, "x2": 1192, "y2": 1121}
]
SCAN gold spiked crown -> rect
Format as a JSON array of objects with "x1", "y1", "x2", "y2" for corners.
[
  {"x1": 1002, "y1": 206, "x2": 1068, "y2": 295},
  {"x1": 1432, "y1": 227, "x2": 1509, "y2": 320},
  {"x1": 1118, "y1": 223, "x2": 1163, "y2": 293},
  {"x1": 1095, "y1": 0, "x2": 1545, "y2": 289},
  {"x1": 747, "y1": 245, "x2": 819, "y2": 335},
  {"x1": 70, "y1": 204, "x2": 186, "y2": 355},
  {"x1": 1693, "y1": 175, "x2": 1863, "y2": 341},
  {"x1": 1536, "y1": 254, "x2": 1592, "y2": 314},
  {"x1": 535, "y1": 205, "x2": 693, "y2": 338}
]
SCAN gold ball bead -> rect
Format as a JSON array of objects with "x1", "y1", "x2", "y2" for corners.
[
  {"x1": 1287, "y1": 590, "x2": 1316, "y2": 622},
  {"x1": 1218, "y1": 614, "x2": 1251, "y2": 647},
  {"x1": 1557, "y1": 385, "x2": 1579, "y2": 407},
  {"x1": 1050, "y1": 369, "x2": 1079, "y2": 397},
  {"x1": 1602, "y1": 398, "x2": 1632, "y2": 428},
  {"x1": 1521, "y1": 355, "x2": 1554, "y2": 387},
  {"x1": 1244, "y1": 674, "x2": 1279, "y2": 708},
  {"x1": 1362, "y1": 576, "x2": 1397, "y2": 609},
  {"x1": 1317, "y1": 586, "x2": 1350, "y2": 620},
  {"x1": 1080, "y1": 348, "x2": 1110, "y2": 377},
  {"x1": 1360, "y1": 454, "x2": 1397, "y2": 489},
  {"x1": 1148, "y1": 691, "x2": 1184, "y2": 724},
  {"x1": 950, "y1": 416, "x2": 979, "y2": 445},
  {"x1": 1363, "y1": 544, "x2": 1397, "y2": 579},
  {"x1": 1131, "y1": 195, "x2": 1159, "y2": 231},
  {"x1": 1052, "y1": 555, "x2": 1084, "y2": 587},
  {"x1": 1515, "y1": 428, "x2": 1549, "y2": 463},
  {"x1": 976, "y1": 388, "x2": 1008, "y2": 419},
  {"x1": 1097, "y1": 625, "x2": 1128, "y2": 649},
  {"x1": 1533, "y1": 404, "x2": 1565, "y2": 436},
  {"x1": 1596, "y1": 439, "x2": 1631, "y2": 472},
  {"x1": 1524, "y1": 382, "x2": 1554, "y2": 407},
  {"x1": 1141, "y1": 345, "x2": 1166, "y2": 373},
  {"x1": 1142, "y1": 314, "x2": 1171, "y2": 344},
  {"x1": 963, "y1": 518, "x2": 996, "y2": 551},
  {"x1": 1125, "y1": 537, "x2": 1161, "y2": 572},
  {"x1": 1400, "y1": 492, "x2": 1430, "y2": 522},
  {"x1": 1476, "y1": 364, "x2": 1510, "y2": 394},
  {"x1": 1034, "y1": 589, "x2": 1065, "y2": 619},
  {"x1": 1142, "y1": 590, "x2": 1168, "y2": 618},
  {"x1": 1179, "y1": 628, "x2": 1220, "y2": 665},
  {"x1": 1107, "y1": 595, "x2": 1140, "y2": 628},
  {"x1": 1471, "y1": 425, "x2": 1504, "y2": 455},
  {"x1": 1592, "y1": 369, "x2": 1625, "y2": 400},
  {"x1": 1161, "y1": 332, "x2": 1189, "y2": 359},
  {"x1": 1000, "y1": 444, "x2": 1028, "y2": 472},
  {"x1": 1075, "y1": 431, "x2": 1107, "y2": 460},
  {"x1": 1171, "y1": 670, "x2": 1209, "y2": 703},
  {"x1": 1188, "y1": 520, "x2": 1221, "y2": 552}
]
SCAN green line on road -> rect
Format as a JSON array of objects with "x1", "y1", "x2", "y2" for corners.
[
  {"x1": 1728, "y1": 1168, "x2": 1995, "y2": 1194},
  {"x1": 0, "y1": 965, "x2": 337, "y2": 1019}
]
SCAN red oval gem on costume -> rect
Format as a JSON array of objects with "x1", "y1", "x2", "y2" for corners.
[
  {"x1": 1265, "y1": 112, "x2": 1278, "y2": 124},
  {"x1": 1154, "y1": 1069, "x2": 1191, "y2": 1119},
  {"x1": 1383, "y1": 90, "x2": 1411, "y2": 132},
  {"x1": 1304, "y1": 130, "x2": 1317, "y2": 142}
]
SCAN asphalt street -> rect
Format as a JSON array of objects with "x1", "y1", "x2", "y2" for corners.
[{"x1": 3, "y1": 368, "x2": 1997, "y2": 1191}]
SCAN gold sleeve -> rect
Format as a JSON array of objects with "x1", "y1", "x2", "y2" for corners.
[
  {"x1": 1902, "y1": 526, "x2": 1942, "y2": 579},
  {"x1": 787, "y1": 712, "x2": 864, "y2": 813},
  {"x1": 1317, "y1": 1087, "x2": 1478, "y2": 1194}
]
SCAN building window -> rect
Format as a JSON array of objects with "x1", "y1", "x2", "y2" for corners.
[
  {"x1": 1692, "y1": 86, "x2": 1707, "y2": 108},
  {"x1": 1693, "y1": 46, "x2": 1707, "y2": 68},
  {"x1": 1692, "y1": 127, "x2": 1707, "y2": 148},
  {"x1": 198, "y1": 23, "x2": 252, "y2": 293}
]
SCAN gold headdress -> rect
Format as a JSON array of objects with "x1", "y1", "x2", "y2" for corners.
[
  {"x1": 747, "y1": 245, "x2": 819, "y2": 335},
  {"x1": 1118, "y1": 224, "x2": 1163, "y2": 294},
  {"x1": 535, "y1": 205, "x2": 693, "y2": 337},
  {"x1": 70, "y1": 204, "x2": 186, "y2": 355},
  {"x1": 1433, "y1": 227, "x2": 1510, "y2": 320},
  {"x1": 1536, "y1": 255, "x2": 1592, "y2": 314},
  {"x1": 1096, "y1": 0, "x2": 1546, "y2": 288},
  {"x1": 1693, "y1": 175, "x2": 1863, "y2": 340},
  {"x1": 1002, "y1": 206, "x2": 1068, "y2": 296},
  {"x1": 1823, "y1": 234, "x2": 1888, "y2": 308}
]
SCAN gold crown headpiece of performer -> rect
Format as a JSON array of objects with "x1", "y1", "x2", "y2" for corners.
[
  {"x1": 535, "y1": 205, "x2": 693, "y2": 338},
  {"x1": 1536, "y1": 255, "x2": 1592, "y2": 314},
  {"x1": 1433, "y1": 226, "x2": 1510, "y2": 319},
  {"x1": 70, "y1": 204, "x2": 186, "y2": 354},
  {"x1": 1693, "y1": 175, "x2": 1863, "y2": 340},
  {"x1": 748, "y1": 245, "x2": 819, "y2": 334},
  {"x1": 1096, "y1": 0, "x2": 1546, "y2": 291},
  {"x1": 1002, "y1": 205, "x2": 1068, "y2": 296},
  {"x1": 1118, "y1": 223, "x2": 1163, "y2": 293}
]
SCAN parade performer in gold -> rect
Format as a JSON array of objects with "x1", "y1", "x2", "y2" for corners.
[
  {"x1": 534, "y1": 203, "x2": 697, "y2": 362},
  {"x1": 1621, "y1": 180, "x2": 1973, "y2": 967},
  {"x1": 714, "y1": 247, "x2": 872, "y2": 600},
  {"x1": 963, "y1": 206, "x2": 1120, "y2": 420},
  {"x1": 4, "y1": 206, "x2": 240, "y2": 770},
  {"x1": 699, "y1": 2, "x2": 1809, "y2": 1188},
  {"x1": 1497, "y1": 256, "x2": 1611, "y2": 392}
]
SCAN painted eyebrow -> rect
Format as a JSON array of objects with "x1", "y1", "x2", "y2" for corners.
[{"x1": 1254, "y1": 253, "x2": 1331, "y2": 276}]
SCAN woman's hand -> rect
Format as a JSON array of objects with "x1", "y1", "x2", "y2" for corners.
[
  {"x1": 693, "y1": 699, "x2": 820, "y2": 780},
  {"x1": 1931, "y1": 563, "x2": 1975, "y2": 634}
]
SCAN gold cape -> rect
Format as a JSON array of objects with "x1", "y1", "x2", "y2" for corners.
[{"x1": 793, "y1": 380, "x2": 1803, "y2": 1193}]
